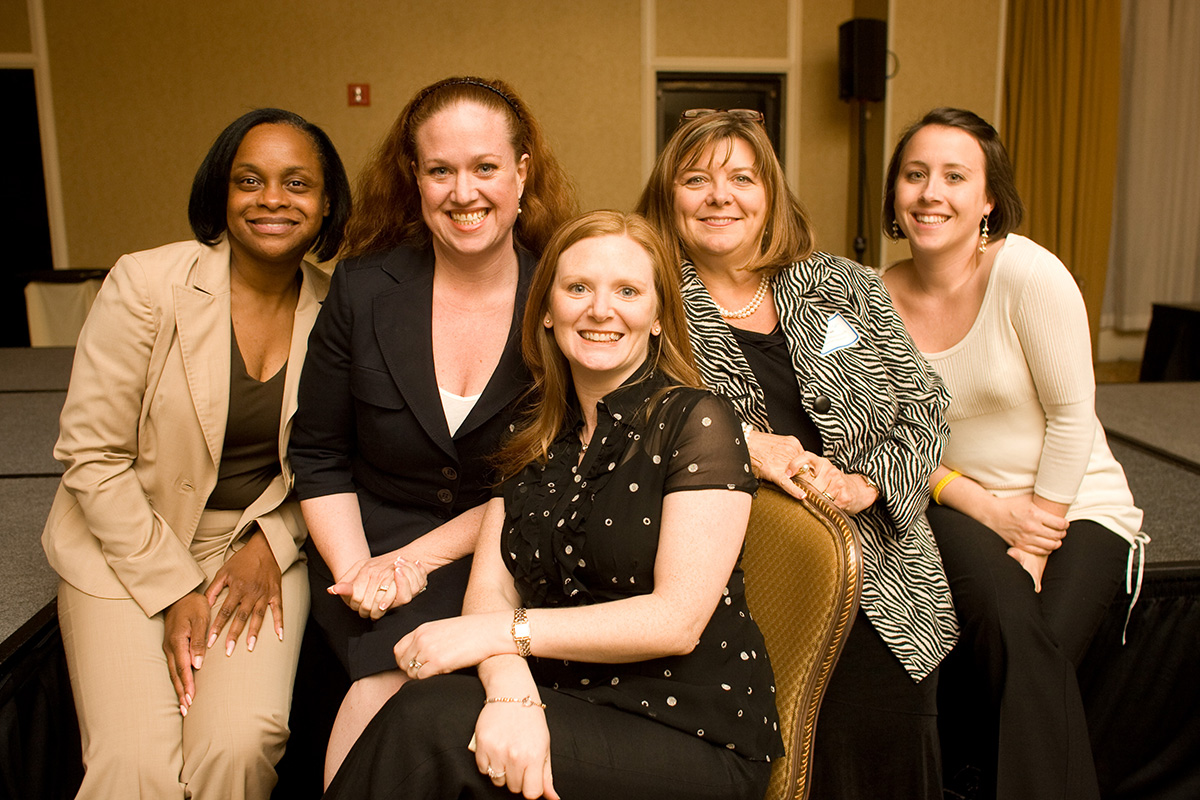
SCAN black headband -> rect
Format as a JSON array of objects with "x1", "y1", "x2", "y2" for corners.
[{"x1": 411, "y1": 77, "x2": 522, "y2": 120}]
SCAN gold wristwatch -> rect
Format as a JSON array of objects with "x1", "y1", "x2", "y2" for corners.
[{"x1": 511, "y1": 607, "x2": 531, "y2": 657}]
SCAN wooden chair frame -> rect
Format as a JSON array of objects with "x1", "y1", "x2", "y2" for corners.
[{"x1": 741, "y1": 481, "x2": 863, "y2": 800}]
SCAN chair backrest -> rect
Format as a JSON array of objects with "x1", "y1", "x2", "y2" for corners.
[{"x1": 741, "y1": 482, "x2": 863, "y2": 800}]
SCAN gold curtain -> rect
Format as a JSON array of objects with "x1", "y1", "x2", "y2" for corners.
[{"x1": 1003, "y1": 0, "x2": 1123, "y2": 350}]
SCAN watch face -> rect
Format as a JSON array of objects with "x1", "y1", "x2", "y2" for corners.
[{"x1": 514, "y1": 622, "x2": 531, "y2": 638}]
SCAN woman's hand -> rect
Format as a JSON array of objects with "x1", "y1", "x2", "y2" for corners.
[
  {"x1": 328, "y1": 551, "x2": 429, "y2": 620},
  {"x1": 785, "y1": 454, "x2": 878, "y2": 516},
  {"x1": 163, "y1": 591, "x2": 211, "y2": 715},
  {"x1": 472, "y1": 700, "x2": 559, "y2": 799},
  {"x1": 981, "y1": 494, "x2": 1069, "y2": 556},
  {"x1": 745, "y1": 429, "x2": 807, "y2": 492},
  {"x1": 745, "y1": 429, "x2": 877, "y2": 514},
  {"x1": 394, "y1": 612, "x2": 509, "y2": 679},
  {"x1": 203, "y1": 530, "x2": 283, "y2": 655},
  {"x1": 1007, "y1": 547, "x2": 1048, "y2": 592}
]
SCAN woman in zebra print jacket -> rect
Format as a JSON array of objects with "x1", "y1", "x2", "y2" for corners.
[{"x1": 637, "y1": 110, "x2": 957, "y2": 800}]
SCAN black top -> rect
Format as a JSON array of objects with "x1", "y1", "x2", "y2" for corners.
[
  {"x1": 729, "y1": 322, "x2": 823, "y2": 453},
  {"x1": 290, "y1": 244, "x2": 535, "y2": 549},
  {"x1": 499, "y1": 369, "x2": 785, "y2": 761},
  {"x1": 206, "y1": 332, "x2": 285, "y2": 510},
  {"x1": 290, "y1": 244, "x2": 536, "y2": 679}
]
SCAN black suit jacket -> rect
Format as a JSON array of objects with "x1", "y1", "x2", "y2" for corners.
[{"x1": 290, "y1": 244, "x2": 534, "y2": 553}]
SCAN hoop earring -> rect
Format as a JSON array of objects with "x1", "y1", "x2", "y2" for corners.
[{"x1": 979, "y1": 214, "x2": 990, "y2": 254}]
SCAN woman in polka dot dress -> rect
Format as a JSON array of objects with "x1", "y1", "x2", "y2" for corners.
[{"x1": 325, "y1": 211, "x2": 783, "y2": 800}]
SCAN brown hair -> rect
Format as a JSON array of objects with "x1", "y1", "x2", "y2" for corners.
[
  {"x1": 493, "y1": 210, "x2": 703, "y2": 481},
  {"x1": 883, "y1": 107, "x2": 1024, "y2": 241},
  {"x1": 635, "y1": 111, "x2": 813, "y2": 274},
  {"x1": 341, "y1": 76, "x2": 577, "y2": 259}
]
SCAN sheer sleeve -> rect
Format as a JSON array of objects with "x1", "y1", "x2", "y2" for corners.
[{"x1": 659, "y1": 390, "x2": 757, "y2": 495}]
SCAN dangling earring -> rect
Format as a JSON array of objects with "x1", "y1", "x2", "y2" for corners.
[
  {"x1": 891, "y1": 220, "x2": 901, "y2": 241},
  {"x1": 978, "y1": 214, "x2": 990, "y2": 254}
]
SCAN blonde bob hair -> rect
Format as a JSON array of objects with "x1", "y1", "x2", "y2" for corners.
[
  {"x1": 635, "y1": 111, "x2": 814, "y2": 274},
  {"x1": 493, "y1": 210, "x2": 703, "y2": 481}
]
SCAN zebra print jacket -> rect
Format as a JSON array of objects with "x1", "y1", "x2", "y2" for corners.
[{"x1": 681, "y1": 253, "x2": 957, "y2": 681}]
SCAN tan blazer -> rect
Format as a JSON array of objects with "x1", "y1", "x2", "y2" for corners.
[{"x1": 42, "y1": 238, "x2": 330, "y2": 617}]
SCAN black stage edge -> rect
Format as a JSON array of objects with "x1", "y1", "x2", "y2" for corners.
[
  {"x1": 2, "y1": 563, "x2": 1196, "y2": 799},
  {"x1": 1080, "y1": 562, "x2": 1200, "y2": 800},
  {"x1": 0, "y1": 600, "x2": 82, "y2": 800}
]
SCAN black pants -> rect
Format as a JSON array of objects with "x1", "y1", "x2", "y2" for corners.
[
  {"x1": 928, "y1": 505, "x2": 1129, "y2": 800},
  {"x1": 808, "y1": 608, "x2": 942, "y2": 800},
  {"x1": 324, "y1": 674, "x2": 772, "y2": 800}
]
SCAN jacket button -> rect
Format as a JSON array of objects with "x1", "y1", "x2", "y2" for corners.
[
  {"x1": 442, "y1": 467, "x2": 458, "y2": 480},
  {"x1": 812, "y1": 395, "x2": 832, "y2": 413},
  {"x1": 437, "y1": 489, "x2": 454, "y2": 504}
]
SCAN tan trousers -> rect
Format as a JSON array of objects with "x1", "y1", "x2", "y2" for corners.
[{"x1": 58, "y1": 509, "x2": 309, "y2": 800}]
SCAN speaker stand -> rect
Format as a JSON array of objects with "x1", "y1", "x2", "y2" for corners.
[{"x1": 852, "y1": 100, "x2": 869, "y2": 265}]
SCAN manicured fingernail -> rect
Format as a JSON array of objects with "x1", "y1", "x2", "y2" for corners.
[
  {"x1": 226, "y1": 640, "x2": 235, "y2": 657},
  {"x1": 247, "y1": 636, "x2": 256, "y2": 652},
  {"x1": 180, "y1": 704, "x2": 188, "y2": 717},
  {"x1": 327, "y1": 586, "x2": 337, "y2": 594},
  {"x1": 207, "y1": 632, "x2": 217, "y2": 648},
  {"x1": 193, "y1": 655, "x2": 203, "y2": 670},
  {"x1": 277, "y1": 629, "x2": 284, "y2": 641},
  {"x1": 395, "y1": 557, "x2": 406, "y2": 565}
]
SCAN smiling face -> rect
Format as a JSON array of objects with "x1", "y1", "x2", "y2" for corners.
[
  {"x1": 225, "y1": 123, "x2": 329, "y2": 269},
  {"x1": 893, "y1": 124, "x2": 994, "y2": 258},
  {"x1": 671, "y1": 136, "x2": 768, "y2": 274},
  {"x1": 546, "y1": 234, "x2": 661, "y2": 393},
  {"x1": 413, "y1": 100, "x2": 528, "y2": 266}
]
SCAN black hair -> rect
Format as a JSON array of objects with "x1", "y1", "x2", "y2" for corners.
[{"x1": 187, "y1": 108, "x2": 351, "y2": 261}]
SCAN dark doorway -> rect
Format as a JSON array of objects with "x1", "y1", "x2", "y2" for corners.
[
  {"x1": 655, "y1": 73, "x2": 785, "y2": 164},
  {"x1": 0, "y1": 68, "x2": 53, "y2": 346}
]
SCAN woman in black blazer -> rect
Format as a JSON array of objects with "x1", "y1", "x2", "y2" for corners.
[{"x1": 289, "y1": 76, "x2": 576, "y2": 786}]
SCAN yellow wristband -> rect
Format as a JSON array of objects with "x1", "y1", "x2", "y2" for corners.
[{"x1": 932, "y1": 471, "x2": 962, "y2": 505}]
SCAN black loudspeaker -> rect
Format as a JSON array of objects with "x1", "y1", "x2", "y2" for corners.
[{"x1": 838, "y1": 18, "x2": 887, "y2": 102}]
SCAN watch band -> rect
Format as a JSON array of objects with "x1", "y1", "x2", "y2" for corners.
[{"x1": 511, "y1": 607, "x2": 531, "y2": 657}]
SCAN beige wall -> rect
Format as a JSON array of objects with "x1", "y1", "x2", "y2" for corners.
[
  {"x1": 44, "y1": 0, "x2": 643, "y2": 266},
  {"x1": 879, "y1": 0, "x2": 1006, "y2": 266},
  {"x1": 0, "y1": 0, "x2": 31, "y2": 53},
  {"x1": 657, "y1": 0, "x2": 789, "y2": 58},
  {"x1": 36, "y1": 0, "x2": 1003, "y2": 269}
]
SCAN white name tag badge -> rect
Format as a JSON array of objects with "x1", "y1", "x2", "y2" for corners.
[{"x1": 819, "y1": 312, "x2": 860, "y2": 355}]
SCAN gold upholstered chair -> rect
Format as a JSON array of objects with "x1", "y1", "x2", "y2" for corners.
[{"x1": 742, "y1": 481, "x2": 863, "y2": 800}]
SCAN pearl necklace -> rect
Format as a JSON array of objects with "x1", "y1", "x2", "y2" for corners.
[{"x1": 714, "y1": 274, "x2": 771, "y2": 319}]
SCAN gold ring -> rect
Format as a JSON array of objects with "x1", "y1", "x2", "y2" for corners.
[
  {"x1": 795, "y1": 463, "x2": 812, "y2": 476},
  {"x1": 376, "y1": 586, "x2": 388, "y2": 593}
]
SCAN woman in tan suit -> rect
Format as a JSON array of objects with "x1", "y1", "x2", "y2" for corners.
[{"x1": 41, "y1": 108, "x2": 351, "y2": 800}]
